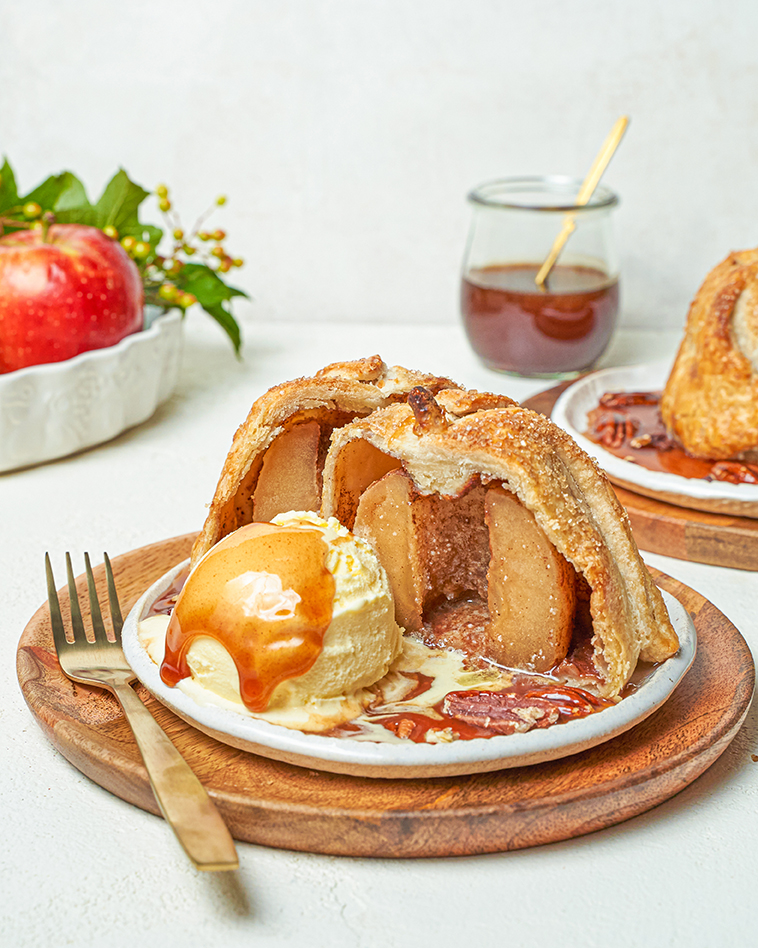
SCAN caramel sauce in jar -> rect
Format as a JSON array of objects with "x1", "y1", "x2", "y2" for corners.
[
  {"x1": 160, "y1": 522, "x2": 335, "y2": 712},
  {"x1": 462, "y1": 263, "x2": 618, "y2": 377}
]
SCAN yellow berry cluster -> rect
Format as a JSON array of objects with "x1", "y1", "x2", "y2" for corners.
[
  {"x1": 155, "y1": 183, "x2": 244, "y2": 276},
  {"x1": 95, "y1": 182, "x2": 244, "y2": 311}
]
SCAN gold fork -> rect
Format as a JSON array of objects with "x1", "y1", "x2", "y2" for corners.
[{"x1": 45, "y1": 552, "x2": 239, "y2": 872}]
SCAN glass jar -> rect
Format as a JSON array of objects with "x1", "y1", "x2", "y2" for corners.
[{"x1": 460, "y1": 176, "x2": 620, "y2": 378}]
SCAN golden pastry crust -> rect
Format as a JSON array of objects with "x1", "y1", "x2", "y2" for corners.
[
  {"x1": 661, "y1": 248, "x2": 758, "y2": 459},
  {"x1": 190, "y1": 357, "x2": 458, "y2": 566},
  {"x1": 321, "y1": 392, "x2": 679, "y2": 698}
]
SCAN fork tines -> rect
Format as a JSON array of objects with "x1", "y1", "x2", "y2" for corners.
[{"x1": 45, "y1": 552, "x2": 123, "y2": 650}]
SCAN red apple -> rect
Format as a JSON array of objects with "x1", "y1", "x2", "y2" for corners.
[{"x1": 0, "y1": 223, "x2": 144, "y2": 373}]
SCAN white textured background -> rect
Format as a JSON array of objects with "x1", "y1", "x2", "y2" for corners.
[
  {"x1": 1, "y1": 0, "x2": 757, "y2": 338},
  {"x1": 0, "y1": 0, "x2": 758, "y2": 336},
  {"x1": 3, "y1": 6, "x2": 758, "y2": 943}
]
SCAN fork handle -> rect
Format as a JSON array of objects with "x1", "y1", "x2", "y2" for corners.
[{"x1": 111, "y1": 678, "x2": 239, "y2": 871}]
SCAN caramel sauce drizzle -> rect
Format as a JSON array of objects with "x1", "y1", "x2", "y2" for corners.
[
  {"x1": 159, "y1": 524, "x2": 335, "y2": 712},
  {"x1": 327, "y1": 679, "x2": 613, "y2": 743}
]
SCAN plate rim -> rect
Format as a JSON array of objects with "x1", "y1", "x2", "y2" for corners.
[
  {"x1": 121, "y1": 557, "x2": 697, "y2": 777},
  {"x1": 551, "y1": 361, "x2": 758, "y2": 506}
]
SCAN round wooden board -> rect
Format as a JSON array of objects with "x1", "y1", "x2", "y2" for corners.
[
  {"x1": 17, "y1": 534, "x2": 754, "y2": 859},
  {"x1": 523, "y1": 385, "x2": 758, "y2": 571}
]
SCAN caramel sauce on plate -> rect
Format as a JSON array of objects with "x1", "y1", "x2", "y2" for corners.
[
  {"x1": 151, "y1": 531, "x2": 623, "y2": 743},
  {"x1": 327, "y1": 674, "x2": 613, "y2": 744},
  {"x1": 160, "y1": 523, "x2": 335, "y2": 712},
  {"x1": 585, "y1": 391, "x2": 758, "y2": 483},
  {"x1": 462, "y1": 263, "x2": 618, "y2": 375}
]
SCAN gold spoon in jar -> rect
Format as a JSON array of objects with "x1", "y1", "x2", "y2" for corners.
[{"x1": 534, "y1": 115, "x2": 629, "y2": 290}]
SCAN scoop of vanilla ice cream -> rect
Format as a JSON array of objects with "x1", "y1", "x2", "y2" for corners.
[
  {"x1": 141, "y1": 512, "x2": 403, "y2": 726},
  {"x1": 263, "y1": 511, "x2": 403, "y2": 707}
]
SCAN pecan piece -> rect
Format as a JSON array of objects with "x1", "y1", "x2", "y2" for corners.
[
  {"x1": 707, "y1": 461, "x2": 758, "y2": 485},
  {"x1": 442, "y1": 690, "x2": 560, "y2": 734},
  {"x1": 408, "y1": 386, "x2": 448, "y2": 435},
  {"x1": 599, "y1": 390, "x2": 661, "y2": 409},
  {"x1": 629, "y1": 431, "x2": 676, "y2": 451},
  {"x1": 591, "y1": 411, "x2": 639, "y2": 449},
  {"x1": 395, "y1": 717, "x2": 416, "y2": 740}
]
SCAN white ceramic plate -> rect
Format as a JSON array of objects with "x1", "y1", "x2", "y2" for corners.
[
  {"x1": 0, "y1": 308, "x2": 182, "y2": 472},
  {"x1": 551, "y1": 361, "x2": 758, "y2": 517},
  {"x1": 122, "y1": 558, "x2": 696, "y2": 779}
]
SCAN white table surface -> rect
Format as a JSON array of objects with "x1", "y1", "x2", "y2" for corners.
[{"x1": 2, "y1": 314, "x2": 756, "y2": 948}]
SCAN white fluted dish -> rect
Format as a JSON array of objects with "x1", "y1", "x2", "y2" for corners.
[{"x1": 0, "y1": 309, "x2": 182, "y2": 472}]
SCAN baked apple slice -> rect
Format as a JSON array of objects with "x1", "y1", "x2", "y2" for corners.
[
  {"x1": 484, "y1": 484, "x2": 575, "y2": 671},
  {"x1": 252, "y1": 420, "x2": 321, "y2": 523},
  {"x1": 353, "y1": 470, "x2": 575, "y2": 672},
  {"x1": 353, "y1": 469, "x2": 424, "y2": 633}
]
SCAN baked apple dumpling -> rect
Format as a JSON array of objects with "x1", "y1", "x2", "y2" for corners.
[{"x1": 661, "y1": 247, "x2": 758, "y2": 460}]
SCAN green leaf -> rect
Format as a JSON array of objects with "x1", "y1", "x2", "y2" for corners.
[
  {"x1": 179, "y1": 263, "x2": 246, "y2": 354},
  {"x1": 22, "y1": 171, "x2": 90, "y2": 213},
  {"x1": 53, "y1": 173, "x2": 90, "y2": 211},
  {"x1": 93, "y1": 168, "x2": 150, "y2": 231},
  {"x1": 117, "y1": 221, "x2": 164, "y2": 246},
  {"x1": 0, "y1": 157, "x2": 19, "y2": 213},
  {"x1": 181, "y1": 262, "x2": 248, "y2": 304},
  {"x1": 52, "y1": 205, "x2": 105, "y2": 227},
  {"x1": 199, "y1": 299, "x2": 243, "y2": 354}
]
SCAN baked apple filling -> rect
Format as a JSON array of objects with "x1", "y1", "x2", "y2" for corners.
[
  {"x1": 192, "y1": 357, "x2": 456, "y2": 560},
  {"x1": 346, "y1": 466, "x2": 578, "y2": 673},
  {"x1": 251, "y1": 411, "x2": 362, "y2": 523},
  {"x1": 322, "y1": 384, "x2": 680, "y2": 698},
  {"x1": 212, "y1": 409, "x2": 364, "y2": 531}
]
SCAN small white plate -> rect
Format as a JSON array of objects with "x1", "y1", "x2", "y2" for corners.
[
  {"x1": 122, "y1": 558, "x2": 697, "y2": 779},
  {"x1": 0, "y1": 308, "x2": 182, "y2": 473},
  {"x1": 551, "y1": 362, "x2": 758, "y2": 518}
]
